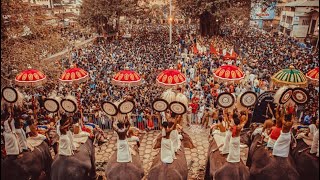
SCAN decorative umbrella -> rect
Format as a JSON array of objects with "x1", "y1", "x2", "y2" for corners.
[
  {"x1": 15, "y1": 65, "x2": 47, "y2": 87},
  {"x1": 271, "y1": 65, "x2": 307, "y2": 87},
  {"x1": 111, "y1": 68, "x2": 142, "y2": 86},
  {"x1": 15, "y1": 64, "x2": 47, "y2": 120},
  {"x1": 213, "y1": 65, "x2": 245, "y2": 82},
  {"x1": 156, "y1": 68, "x2": 186, "y2": 87},
  {"x1": 59, "y1": 66, "x2": 89, "y2": 83},
  {"x1": 59, "y1": 66, "x2": 89, "y2": 114},
  {"x1": 306, "y1": 67, "x2": 319, "y2": 85}
]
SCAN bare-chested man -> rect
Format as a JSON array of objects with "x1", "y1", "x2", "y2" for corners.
[
  {"x1": 160, "y1": 115, "x2": 178, "y2": 164},
  {"x1": 272, "y1": 105, "x2": 294, "y2": 158},
  {"x1": 226, "y1": 108, "x2": 249, "y2": 163},
  {"x1": 113, "y1": 119, "x2": 131, "y2": 162}
]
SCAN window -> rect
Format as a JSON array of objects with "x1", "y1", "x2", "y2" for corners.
[
  {"x1": 282, "y1": 15, "x2": 286, "y2": 21},
  {"x1": 302, "y1": 19, "x2": 310, "y2": 25},
  {"x1": 286, "y1": 16, "x2": 293, "y2": 24}
]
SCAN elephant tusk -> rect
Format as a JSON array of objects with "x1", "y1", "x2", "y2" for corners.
[{"x1": 298, "y1": 147, "x2": 311, "y2": 153}]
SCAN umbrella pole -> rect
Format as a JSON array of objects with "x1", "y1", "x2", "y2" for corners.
[{"x1": 32, "y1": 87, "x2": 37, "y2": 121}]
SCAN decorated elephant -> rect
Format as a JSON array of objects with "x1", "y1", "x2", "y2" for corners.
[
  {"x1": 205, "y1": 134, "x2": 250, "y2": 180},
  {"x1": 1, "y1": 142, "x2": 52, "y2": 180},
  {"x1": 147, "y1": 144, "x2": 189, "y2": 180},
  {"x1": 51, "y1": 138, "x2": 96, "y2": 180},
  {"x1": 246, "y1": 132, "x2": 300, "y2": 180},
  {"x1": 147, "y1": 130, "x2": 195, "y2": 180},
  {"x1": 290, "y1": 138, "x2": 319, "y2": 180},
  {"x1": 105, "y1": 144, "x2": 144, "y2": 180}
]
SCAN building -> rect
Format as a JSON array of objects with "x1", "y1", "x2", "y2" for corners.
[{"x1": 278, "y1": 0, "x2": 319, "y2": 42}]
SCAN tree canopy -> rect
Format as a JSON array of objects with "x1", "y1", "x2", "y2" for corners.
[{"x1": 79, "y1": 0, "x2": 150, "y2": 34}]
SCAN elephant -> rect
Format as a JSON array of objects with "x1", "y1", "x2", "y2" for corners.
[
  {"x1": 246, "y1": 132, "x2": 300, "y2": 180},
  {"x1": 290, "y1": 138, "x2": 319, "y2": 180},
  {"x1": 51, "y1": 138, "x2": 96, "y2": 180},
  {"x1": 204, "y1": 134, "x2": 250, "y2": 180},
  {"x1": 147, "y1": 144, "x2": 189, "y2": 180},
  {"x1": 147, "y1": 130, "x2": 195, "y2": 180},
  {"x1": 105, "y1": 144, "x2": 144, "y2": 180},
  {"x1": 1, "y1": 141, "x2": 52, "y2": 180}
]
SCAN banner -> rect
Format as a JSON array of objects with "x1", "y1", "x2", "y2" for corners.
[{"x1": 250, "y1": 0, "x2": 277, "y2": 20}]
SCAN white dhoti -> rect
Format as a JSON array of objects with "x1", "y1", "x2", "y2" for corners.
[
  {"x1": 227, "y1": 136, "x2": 241, "y2": 163},
  {"x1": 170, "y1": 129, "x2": 181, "y2": 153},
  {"x1": 310, "y1": 130, "x2": 319, "y2": 156},
  {"x1": 15, "y1": 129, "x2": 28, "y2": 151},
  {"x1": 3, "y1": 132, "x2": 20, "y2": 155},
  {"x1": 221, "y1": 130, "x2": 232, "y2": 154},
  {"x1": 67, "y1": 131, "x2": 76, "y2": 151},
  {"x1": 26, "y1": 134, "x2": 46, "y2": 152},
  {"x1": 161, "y1": 138, "x2": 174, "y2": 164},
  {"x1": 267, "y1": 138, "x2": 276, "y2": 149},
  {"x1": 272, "y1": 131, "x2": 291, "y2": 157},
  {"x1": 58, "y1": 134, "x2": 73, "y2": 156},
  {"x1": 212, "y1": 129, "x2": 226, "y2": 137},
  {"x1": 117, "y1": 139, "x2": 132, "y2": 163}
]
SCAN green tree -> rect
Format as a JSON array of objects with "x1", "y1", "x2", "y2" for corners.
[
  {"x1": 1, "y1": 0, "x2": 68, "y2": 84},
  {"x1": 176, "y1": 0, "x2": 252, "y2": 36},
  {"x1": 79, "y1": 0, "x2": 149, "y2": 34}
]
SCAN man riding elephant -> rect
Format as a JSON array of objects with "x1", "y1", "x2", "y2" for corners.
[
  {"x1": 148, "y1": 113, "x2": 194, "y2": 180},
  {"x1": 246, "y1": 105, "x2": 300, "y2": 180},
  {"x1": 1, "y1": 112, "x2": 52, "y2": 180},
  {"x1": 105, "y1": 118, "x2": 144, "y2": 180},
  {"x1": 51, "y1": 114, "x2": 96, "y2": 180},
  {"x1": 291, "y1": 119, "x2": 319, "y2": 180},
  {"x1": 205, "y1": 109, "x2": 250, "y2": 180}
]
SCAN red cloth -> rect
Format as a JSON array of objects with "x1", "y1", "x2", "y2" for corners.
[
  {"x1": 286, "y1": 106, "x2": 295, "y2": 114},
  {"x1": 147, "y1": 119, "x2": 154, "y2": 129},
  {"x1": 193, "y1": 44, "x2": 199, "y2": 54},
  {"x1": 232, "y1": 126, "x2": 237, "y2": 137},
  {"x1": 210, "y1": 45, "x2": 219, "y2": 55},
  {"x1": 269, "y1": 127, "x2": 282, "y2": 140},
  {"x1": 223, "y1": 52, "x2": 237, "y2": 60},
  {"x1": 190, "y1": 103, "x2": 199, "y2": 113}
]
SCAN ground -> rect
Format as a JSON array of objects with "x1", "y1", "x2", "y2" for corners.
[{"x1": 93, "y1": 124, "x2": 248, "y2": 180}]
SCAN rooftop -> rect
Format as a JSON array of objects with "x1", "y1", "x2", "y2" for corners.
[{"x1": 278, "y1": 0, "x2": 319, "y2": 7}]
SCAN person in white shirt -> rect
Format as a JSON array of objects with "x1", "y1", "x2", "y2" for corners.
[{"x1": 197, "y1": 103, "x2": 205, "y2": 124}]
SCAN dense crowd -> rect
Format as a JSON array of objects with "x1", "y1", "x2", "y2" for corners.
[{"x1": 1, "y1": 20, "x2": 319, "y2": 134}]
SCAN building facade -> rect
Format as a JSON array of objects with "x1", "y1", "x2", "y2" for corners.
[{"x1": 278, "y1": 0, "x2": 319, "y2": 41}]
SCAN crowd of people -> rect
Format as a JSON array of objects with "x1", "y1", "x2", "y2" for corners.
[{"x1": 1, "y1": 18, "x2": 319, "y2": 159}]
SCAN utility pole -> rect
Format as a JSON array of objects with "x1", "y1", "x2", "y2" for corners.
[{"x1": 169, "y1": 0, "x2": 172, "y2": 44}]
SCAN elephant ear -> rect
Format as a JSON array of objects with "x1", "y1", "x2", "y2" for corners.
[{"x1": 181, "y1": 131, "x2": 196, "y2": 149}]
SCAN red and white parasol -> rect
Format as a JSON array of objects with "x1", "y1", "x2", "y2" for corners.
[
  {"x1": 59, "y1": 66, "x2": 89, "y2": 84},
  {"x1": 15, "y1": 65, "x2": 47, "y2": 87},
  {"x1": 306, "y1": 67, "x2": 319, "y2": 85},
  {"x1": 156, "y1": 68, "x2": 186, "y2": 87},
  {"x1": 111, "y1": 69, "x2": 142, "y2": 86},
  {"x1": 15, "y1": 65, "x2": 47, "y2": 121},
  {"x1": 213, "y1": 65, "x2": 245, "y2": 82}
]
